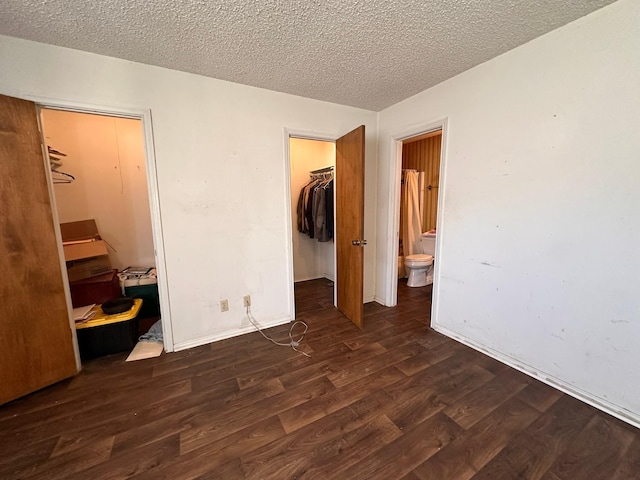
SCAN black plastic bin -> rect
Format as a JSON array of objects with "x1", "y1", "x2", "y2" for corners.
[{"x1": 75, "y1": 299, "x2": 142, "y2": 360}]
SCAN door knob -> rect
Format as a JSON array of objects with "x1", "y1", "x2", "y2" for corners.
[{"x1": 352, "y1": 239, "x2": 368, "y2": 246}]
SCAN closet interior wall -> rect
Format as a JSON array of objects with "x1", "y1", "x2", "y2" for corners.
[
  {"x1": 289, "y1": 138, "x2": 336, "y2": 282},
  {"x1": 40, "y1": 109, "x2": 155, "y2": 270}
]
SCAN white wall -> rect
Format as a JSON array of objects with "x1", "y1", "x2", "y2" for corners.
[
  {"x1": 0, "y1": 35, "x2": 377, "y2": 350},
  {"x1": 289, "y1": 138, "x2": 336, "y2": 282},
  {"x1": 41, "y1": 110, "x2": 154, "y2": 270},
  {"x1": 377, "y1": 0, "x2": 640, "y2": 424}
]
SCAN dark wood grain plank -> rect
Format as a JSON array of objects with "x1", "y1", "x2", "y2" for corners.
[
  {"x1": 400, "y1": 472, "x2": 424, "y2": 480},
  {"x1": 17, "y1": 436, "x2": 115, "y2": 480},
  {"x1": 278, "y1": 365, "x2": 406, "y2": 433},
  {"x1": 193, "y1": 457, "x2": 245, "y2": 480},
  {"x1": 514, "y1": 378, "x2": 564, "y2": 413},
  {"x1": 413, "y1": 397, "x2": 541, "y2": 480},
  {"x1": 65, "y1": 434, "x2": 179, "y2": 480},
  {"x1": 0, "y1": 437, "x2": 58, "y2": 479},
  {"x1": 180, "y1": 376, "x2": 333, "y2": 454},
  {"x1": 327, "y1": 341, "x2": 422, "y2": 388},
  {"x1": 443, "y1": 368, "x2": 531, "y2": 429},
  {"x1": 241, "y1": 406, "x2": 401, "y2": 479},
  {"x1": 540, "y1": 412, "x2": 637, "y2": 480},
  {"x1": 611, "y1": 436, "x2": 640, "y2": 480},
  {"x1": 471, "y1": 394, "x2": 597, "y2": 480},
  {"x1": 264, "y1": 412, "x2": 401, "y2": 479},
  {"x1": 133, "y1": 416, "x2": 285, "y2": 480},
  {"x1": 338, "y1": 412, "x2": 462, "y2": 480}
]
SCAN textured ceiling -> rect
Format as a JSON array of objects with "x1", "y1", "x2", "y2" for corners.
[{"x1": 0, "y1": 0, "x2": 616, "y2": 111}]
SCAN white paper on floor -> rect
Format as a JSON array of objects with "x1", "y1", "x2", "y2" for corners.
[{"x1": 126, "y1": 341, "x2": 164, "y2": 362}]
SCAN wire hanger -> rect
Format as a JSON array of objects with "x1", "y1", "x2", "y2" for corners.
[
  {"x1": 51, "y1": 170, "x2": 75, "y2": 184},
  {"x1": 48, "y1": 146, "x2": 75, "y2": 184}
]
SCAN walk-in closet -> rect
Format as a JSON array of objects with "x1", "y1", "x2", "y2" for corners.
[{"x1": 288, "y1": 137, "x2": 336, "y2": 308}]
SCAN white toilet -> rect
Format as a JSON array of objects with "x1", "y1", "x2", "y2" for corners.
[{"x1": 404, "y1": 232, "x2": 436, "y2": 287}]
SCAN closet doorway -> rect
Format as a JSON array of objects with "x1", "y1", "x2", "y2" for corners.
[
  {"x1": 0, "y1": 95, "x2": 169, "y2": 404},
  {"x1": 39, "y1": 108, "x2": 165, "y2": 349},
  {"x1": 287, "y1": 126, "x2": 366, "y2": 328},
  {"x1": 289, "y1": 137, "x2": 337, "y2": 309}
]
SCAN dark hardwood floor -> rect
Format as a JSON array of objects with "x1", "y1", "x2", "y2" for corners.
[{"x1": 1, "y1": 279, "x2": 639, "y2": 479}]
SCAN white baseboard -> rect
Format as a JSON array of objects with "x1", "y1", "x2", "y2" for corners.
[
  {"x1": 373, "y1": 295, "x2": 389, "y2": 306},
  {"x1": 172, "y1": 316, "x2": 292, "y2": 352},
  {"x1": 432, "y1": 323, "x2": 640, "y2": 429}
]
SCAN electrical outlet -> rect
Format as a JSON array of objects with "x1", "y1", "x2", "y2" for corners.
[
  {"x1": 220, "y1": 299, "x2": 229, "y2": 312},
  {"x1": 243, "y1": 295, "x2": 251, "y2": 307}
]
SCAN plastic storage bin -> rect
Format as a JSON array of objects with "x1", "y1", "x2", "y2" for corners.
[
  {"x1": 124, "y1": 283, "x2": 160, "y2": 318},
  {"x1": 75, "y1": 299, "x2": 142, "y2": 360},
  {"x1": 120, "y1": 268, "x2": 160, "y2": 320}
]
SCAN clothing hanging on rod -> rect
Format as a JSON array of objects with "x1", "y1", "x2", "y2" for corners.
[
  {"x1": 297, "y1": 168, "x2": 334, "y2": 241},
  {"x1": 312, "y1": 175, "x2": 333, "y2": 242},
  {"x1": 297, "y1": 177, "x2": 318, "y2": 236}
]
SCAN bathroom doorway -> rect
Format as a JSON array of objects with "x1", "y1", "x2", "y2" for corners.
[{"x1": 395, "y1": 128, "x2": 443, "y2": 306}]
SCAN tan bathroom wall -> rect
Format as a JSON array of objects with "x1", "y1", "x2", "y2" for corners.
[{"x1": 402, "y1": 132, "x2": 442, "y2": 232}]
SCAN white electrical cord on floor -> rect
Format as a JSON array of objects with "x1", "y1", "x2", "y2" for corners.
[{"x1": 246, "y1": 306, "x2": 311, "y2": 357}]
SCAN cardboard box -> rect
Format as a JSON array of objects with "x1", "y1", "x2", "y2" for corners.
[
  {"x1": 66, "y1": 256, "x2": 112, "y2": 282},
  {"x1": 61, "y1": 219, "x2": 112, "y2": 281},
  {"x1": 63, "y1": 239, "x2": 109, "y2": 261}
]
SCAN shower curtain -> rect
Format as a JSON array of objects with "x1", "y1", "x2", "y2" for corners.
[{"x1": 400, "y1": 170, "x2": 424, "y2": 258}]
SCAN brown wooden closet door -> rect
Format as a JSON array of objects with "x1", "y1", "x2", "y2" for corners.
[
  {"x1": 0, "y1": 94, "x2": 78, "y2": 405},
  {"x1": 335, "y1": 125, "x2": 365, "y2": 328}
]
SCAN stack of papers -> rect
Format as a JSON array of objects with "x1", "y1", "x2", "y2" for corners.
[
  {"x1": 122, "y1": 266, "x2": 152, "y2": 275},
  {"x1": 73, "y1": 304, "x2": 96, "y2": 323}
]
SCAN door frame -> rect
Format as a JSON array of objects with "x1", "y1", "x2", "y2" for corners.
[
  {"x1": 384, "y1": 119, "x2": 448, "y2": 318},
  {"x1": 283, "y1": 128, "x2": 338, "y2": 319},
  {"x1": 28, "y1": 95, "x2": 175, "y2": 352}
]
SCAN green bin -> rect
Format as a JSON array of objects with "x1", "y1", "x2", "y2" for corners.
[{"x1": 124, "y1": 283, "x2": 160, "y2": 318}]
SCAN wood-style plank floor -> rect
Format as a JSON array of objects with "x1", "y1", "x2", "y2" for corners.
[{"x1": 1, "y1": 279, "x2": 639, "y2": 479}]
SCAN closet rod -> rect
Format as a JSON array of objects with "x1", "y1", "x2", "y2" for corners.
[{"x1": 311, "y1": 165, "x2": 334, "y2": 174}]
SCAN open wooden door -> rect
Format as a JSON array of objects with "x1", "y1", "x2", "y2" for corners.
[
  {"x1": 335, "y1": 125, "x2": 365, "y2": 328},
  {"x1": 0, "y1": 94, "x2": 78, "y2": 405}
]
